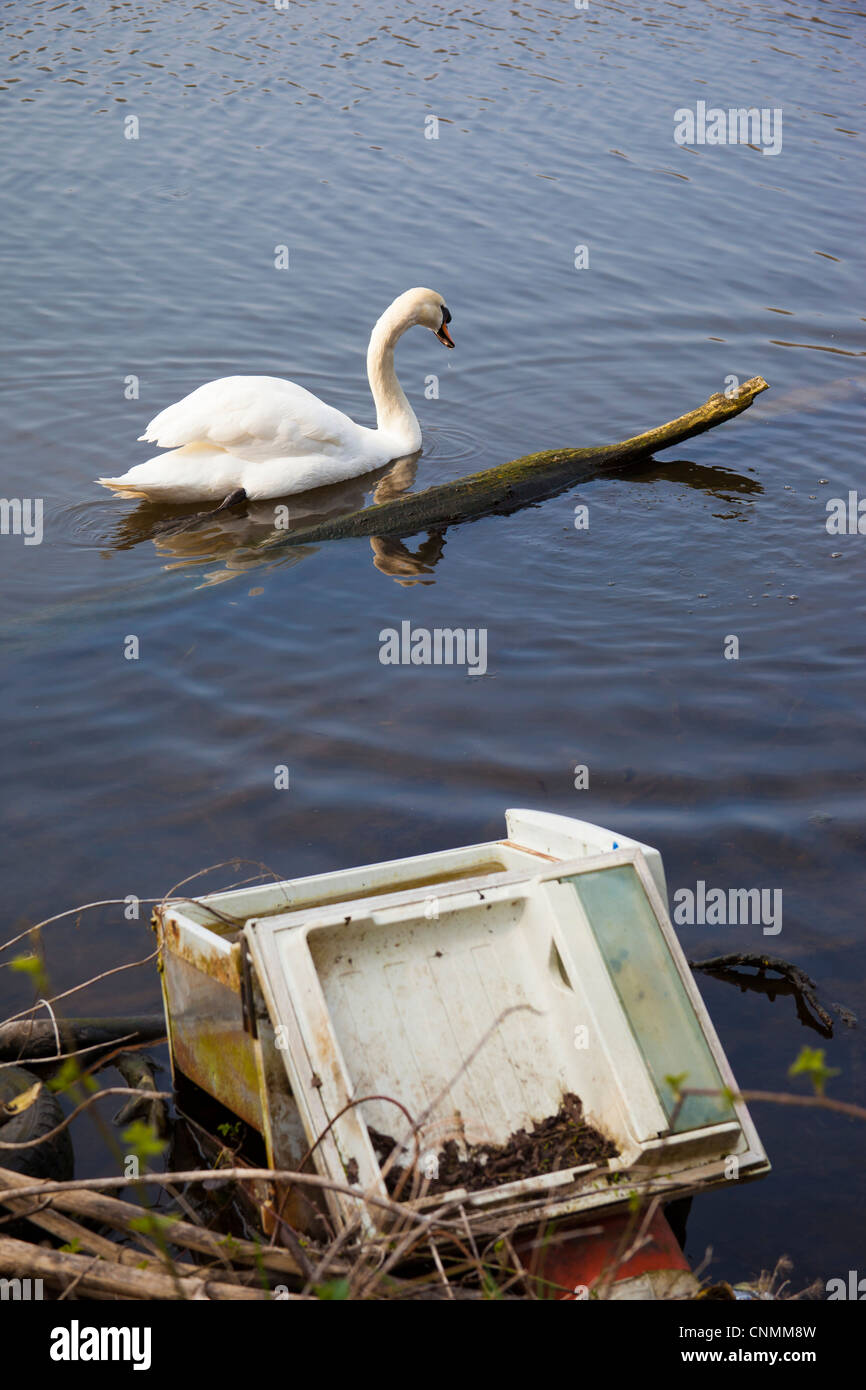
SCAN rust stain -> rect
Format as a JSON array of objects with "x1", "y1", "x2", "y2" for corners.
[
  {"x1": 159, "y1": 938, "x2": 263, "y2": 1131},
  {"x1": 499, "y1": 840, "x2": 558, "y2": 861},
  {"x1": 172, "y1": 1021, "x2": 264, "y2": 1132},
  {"x1": 156, "y1": 912, "x2": 242, "y2": 992}
]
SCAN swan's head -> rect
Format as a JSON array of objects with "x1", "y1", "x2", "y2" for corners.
[{"x1": 389, "y1": 287, "x2": 454, "y2": 349}]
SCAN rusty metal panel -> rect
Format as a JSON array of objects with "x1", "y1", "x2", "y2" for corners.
[
  {"x1": 160, "y1": 913, "x2": 243, "y2": 991},
  {"x1": 162, "y1": 951, "x2": 264, "y2": 1133}
]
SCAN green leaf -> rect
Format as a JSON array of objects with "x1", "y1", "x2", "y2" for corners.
[
  {"x1": 314, "y1": 1277, "x2": 350, "y2": 1301},
  {"x1": 788, "y1": 1046, "x2": 840, "y2": 1097},
  {"x1": 10, "y1": 954, "x2": 49, "y2": 995},
  {"x1": 122, "y1": 1120, "x2": 167, "y2": 1159},
  {"x1": 4, "y1": 1080, "x2": 42, "y2": 1115},
  {"x1": 128, "y1": 1213, "x2": 175, "y2": 1236}
]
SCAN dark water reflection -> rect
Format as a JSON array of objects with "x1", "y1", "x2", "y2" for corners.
[{"x1": 1, "y1": 0, "x2": 864, "y2": 1289}]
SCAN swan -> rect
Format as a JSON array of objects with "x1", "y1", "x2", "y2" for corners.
[{"x1": 97, "y1": 287, "x2": 454, "y2": 505}]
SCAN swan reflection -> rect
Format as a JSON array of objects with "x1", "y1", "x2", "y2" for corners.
[{"x1": 106, "y1": 452, "x2": 448, "y2": 587}]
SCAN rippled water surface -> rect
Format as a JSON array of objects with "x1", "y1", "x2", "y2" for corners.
[{"x1": 2, "y1": 0, "x2": 864, "y2": 1286}]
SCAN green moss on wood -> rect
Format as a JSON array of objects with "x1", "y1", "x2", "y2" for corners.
[{"x1": 279, "y1": 377, "x2": 769, "y2": 545}]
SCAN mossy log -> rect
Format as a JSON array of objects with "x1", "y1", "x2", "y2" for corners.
[{"x1": 283, "y1": 376, "x2": 769, "y2": 545}]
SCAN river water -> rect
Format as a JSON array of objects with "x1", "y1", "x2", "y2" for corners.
[{"x1": 1, "y1": 0, "x2": 864, "y2": 1289}]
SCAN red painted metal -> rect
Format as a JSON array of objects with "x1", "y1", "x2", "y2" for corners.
[{"x1": 520, "y1": 1209, "x2": 691, "y2": 1299}]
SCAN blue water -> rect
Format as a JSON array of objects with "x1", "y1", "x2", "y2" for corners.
[{"x1": 1, "y1": 0, "x2": 864, "y2": 1289}]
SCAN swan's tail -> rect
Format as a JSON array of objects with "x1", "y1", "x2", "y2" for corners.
[
  {"x1": 96, "y1": 445, "x2": 240, "y2": 503},
  {"x1": 97, "y1": 476, "x2": 159, "y2": 500},
  {"x1": 96, "y1": 474, "x2": 200, "y2": 502}
]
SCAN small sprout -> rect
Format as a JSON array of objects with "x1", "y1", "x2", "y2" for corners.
[
  {"x1": 665, "y1": 1072, "x2": 689, "y2": 1100},
  {"x1": 59, "y1": 1238, "x2": 82, "y2": 1254}
]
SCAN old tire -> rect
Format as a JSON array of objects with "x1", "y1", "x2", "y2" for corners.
[{"x1": 0, "y1": 1065, "x2": 74, "y2": 1182}]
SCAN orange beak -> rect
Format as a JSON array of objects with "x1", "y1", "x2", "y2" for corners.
[{"x1": 436, "y1": 307, "x2": 454, "y2": 348}]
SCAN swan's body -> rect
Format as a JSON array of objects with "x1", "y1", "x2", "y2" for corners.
[{"x1": 98, "y1": 287, "x2": 454, "y2": 504}]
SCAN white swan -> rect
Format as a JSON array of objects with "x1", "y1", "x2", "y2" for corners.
[{"x1": 97, "y1": 287, "x2": 454, "y2": 504}]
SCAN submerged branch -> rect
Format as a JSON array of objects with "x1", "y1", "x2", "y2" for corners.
[{"x1": 0, "y1": 1015, "x2": 166, "y2": 1064}]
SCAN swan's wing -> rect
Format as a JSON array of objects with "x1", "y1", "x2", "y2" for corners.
[{"x1": 138, "y1": 376, "x2": 360, "y2": 461}]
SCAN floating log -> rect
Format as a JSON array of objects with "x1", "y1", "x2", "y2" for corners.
[
  {"x1": 277, "y1": 377, "x2": 769, "y2": 545},
  {"x1": 0, "y1": 1015, "x2": 166, "y2": 1063}
]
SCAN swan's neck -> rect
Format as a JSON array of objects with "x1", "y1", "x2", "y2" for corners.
[{"x1": 366, "y1": 306, "x2": 421, "y2": 452}]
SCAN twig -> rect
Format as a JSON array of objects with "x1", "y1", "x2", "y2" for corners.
[
  {"x1": 428, "y1": 1236, "x2": 455, "y2": 1300},
  {"x1": 0, "y1": 1087, "x2": 172, "y2": 1150},
  {"x1": 688, "y1": 952, "x2": 843, "y2": 1034},
  {"x1": 0, "y1": 1164, "x2": 312, "y2": 1279},
  {"x1": 0, "y1": 1233, "x2": 277, "y2": 1301},
  {"x1": 0, "y1": 901, "x2": 161, "y2": 956},
  {"x1": 56, "y1": 1254, "x2": 101, "y2": 1300},
  {"x1": 682, "y1": 1085, "x2": 866, "y2": 1123},
  {"x1": 0, "y1": 865, "x2": 288, "y2": 956},
  {"x1": 0, "y1": 1016, "x2": 166, "y2": 1068},
  {"x1": 0, "y1": 1167, "x2": 451, "y2": 1227},
  {"x1": 2, "y1": 955, "x2": 158, "y2": 1025}
]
